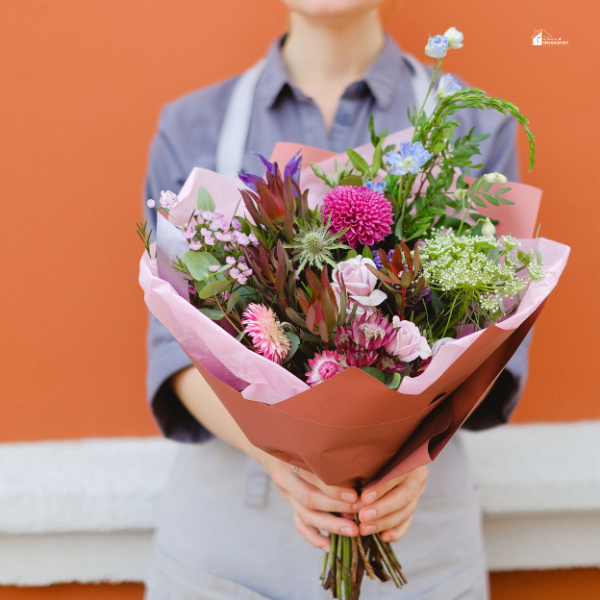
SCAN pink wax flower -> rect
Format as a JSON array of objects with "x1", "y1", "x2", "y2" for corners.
[
  {"x1": 384, "y1": 317, "x2": 432, "y2": 363},
  {"x1": 159, "y1": 190, "x2": 180, "y2": 210},
  {"x1": 306, "y1": 350, "x2": 347, "y2": 387},
  {"x1": 147, "y1": 199, "x2": 155, "y2": 208},
  {"x1": 323, "y1": 185, "x2": 393, "y2": 249},
  {"x1": 182, "y1": 225, "x2": 196, "y2": 239},
  {"x1": 189, "y1": 241, "x2": 202, "y2": 251},
  {"x1": 241, "y1": 304, "x2": 291, "y2": 364},
  {"x1": 232, "y1": 218, "x2": 242, "y2": 231}
]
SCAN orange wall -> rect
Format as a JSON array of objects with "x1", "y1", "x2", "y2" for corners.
[{"x1": 0, "y1": 6, "x2": 597, "y2": 436}]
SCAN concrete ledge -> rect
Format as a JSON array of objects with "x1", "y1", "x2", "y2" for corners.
[{"x1": 0, "y1": 421, "x2": 599, "y2": 584}]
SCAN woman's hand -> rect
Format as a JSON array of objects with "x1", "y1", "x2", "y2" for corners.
[
  {"x1": 353, "y1": 466, "x2": 429, "y2": 542},
  {"x1": 264, "y1": 456, "x2": 359, "y2": 551}
]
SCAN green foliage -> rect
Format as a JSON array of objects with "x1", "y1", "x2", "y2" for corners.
[
  {"x1": 184, "y1": 251, "x2": 220, "y2": 281},
  {"x1": 197, "y1": 187, "x2": 216, "y2": 212},
  {"x1": 136, "y1": 220, "x2": 153, "y2": 257}
]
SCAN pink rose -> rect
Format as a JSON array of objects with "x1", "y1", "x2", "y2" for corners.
[
  {"x1": 332, "y1": 257, "x2": 387, "y2": 317},
  {"x1": 384, "y1": 317, "x2": 432, "y2": 363}
]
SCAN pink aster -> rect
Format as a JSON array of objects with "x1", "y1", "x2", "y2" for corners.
[
  {"x1": 241, "y1": 304, "x2": 291, "y2": 363},
  {"x1": 306, "y1": 350, "x2": 347, "y2": 387},
  {"x1": 323, "y1": 185, "x2": 394, "y2": 249}
]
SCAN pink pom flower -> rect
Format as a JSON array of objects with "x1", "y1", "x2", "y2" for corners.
[
  {"x1": 323, "y1": 185, "x2": 394, "y2": 249},
  {"x1": 306, "y1": 350, "x2": 347, "y2": 387},
  {"x1": 242, "y1": 304, "x2": 291, "y2": 363}
]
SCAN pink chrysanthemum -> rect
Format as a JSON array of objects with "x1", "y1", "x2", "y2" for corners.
[
  {"x1": 306, "y1": 350, "x2": 347, "y2": 387},
  {"x1": 242, "y1": 304, "x2": 290, "y2": 363},
  {"x1": 323, "y1": 185, "x2": 394, "y2": 249}
]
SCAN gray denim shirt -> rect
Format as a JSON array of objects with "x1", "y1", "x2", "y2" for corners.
[{"x1": 144, "y1": 35, "x2": 530, "y2": 443}]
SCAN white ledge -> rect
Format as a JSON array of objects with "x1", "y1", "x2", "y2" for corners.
[{"x1": 1, "y1": 421, "x2": 599, "y2": 584}]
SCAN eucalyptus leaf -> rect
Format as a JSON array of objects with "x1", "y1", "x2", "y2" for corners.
[
  {"x1": 360, "y1": 367, "x2": 386, "y2": 384},
  {"x1": 184, "y1": 251, "x2": 220, "y2": 280},
  {"x1": 283, "y1": 332, "x2": 300, "y2": 364},
  {"x1": 226, "y1": 290, "x2": 241, "y2": 314},
  {"x1": 198, "y1": 279, "x2": 233, "y2": 299},
  {"x1": 197, "y1": 187, "x2": 216, "y2": 212},
  {"x1": 199, "y1": 308, "x2": 224, "y2": 320},
  {"x1": 386, "y1": 372, "x2": 402, "y2": 390}
]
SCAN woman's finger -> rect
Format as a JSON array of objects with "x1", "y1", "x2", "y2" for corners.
[
  {"x1": 288, "y1": 496, "x2": 359, "y2": 537},
  {"x1": 358, "y1": 498, "x2": 419, "y2": 536},
  {"x1": 296, "y1": 467, "x2": 358, "y2": 504},
  {"x1": 293, "y1": 513, "x2": 331, "y2": 551},
  {"x1": 358, "y1": 475, "x2": 426, "y2": 524},
  {"x1": 276, "y1": 467, "x2": 356, "y2": 513},
  {"x1": 380, "y1": 515, "x2": 414, "y2": 543},
  {"x1": 358, "y1": 466, "x2": 428, "y2": 508}
]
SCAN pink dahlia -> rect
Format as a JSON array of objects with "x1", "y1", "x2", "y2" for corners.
[
  {"x1": 241, "y1": 304, "x2": 290, "y2": 364},
  {"x1": 306, "y1": 350, "x2": 347, "y2": 387},
  {"x1": 323, "y1": 185, "x2": 394, "y2": 249}
]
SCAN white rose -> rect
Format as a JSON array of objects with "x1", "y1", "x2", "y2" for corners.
[
  {"x1": 332, "y1": 257, "x2": 387, "y2": 314},
  {"x1": 444, "y1": 27, "x2": 464, "y2": 49},
  {"x1": 384, "y1": 317, "x2": 432, "y2": 363},
  {"x1": 483, "y1": 172, "x2": 508, "y2": 184}
]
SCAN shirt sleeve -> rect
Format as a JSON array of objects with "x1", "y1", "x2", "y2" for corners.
[{"x1": 455, "y1": 102, "x2": 531, "y2": 430}]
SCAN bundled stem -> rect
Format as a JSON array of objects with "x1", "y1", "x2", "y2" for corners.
[{"x1": 321, "y1": 526, "x2": 406, "y2": 599}]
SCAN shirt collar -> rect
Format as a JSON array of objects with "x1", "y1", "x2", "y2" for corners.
[{"x1": 257, "y1": 34, "x2": 409, "y2": 111}]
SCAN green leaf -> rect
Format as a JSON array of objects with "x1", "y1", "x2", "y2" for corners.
[
  {"x1": 346, "y1": 249, "x2": 358, "y2": 259},
  {"x1": 430, "y1": 141, "x2": 447, "y2": 153},
  {"x1": 346, "y1": 148, "x2": 370, "y2": 175},
  {"x1": 338, "y1": 175, "x2": 363, "y2": 187},
  {"x1": 198, "y1": 279, "x2": 233, "y2": 299},
  {"x1": 482, "y1": 193, "x2": 500, "y2": 206},
  {"x1": 283, "y1": 332, "x2": 300, "y2": 364},
  {"x1": 184, "y1": 251, "x2": 220, "y2": 280},
  {"x1": 226, "y1": 290, "x2": 241, "y2": 314},
  {"x1": 496, "y1": 196, "x2": 515, "y2": 205},
  {"x1": 199, "y1": 308, "x2": 224, "y2": 320},
  {"x1": 360, "y1": 367, "x2": 386, "y2": 384},
  {"x1": 371, "y1": 140, "x2": 383, "y2": 177},
  {"x1": 386, "y1": 372, "x2": 402, "y2": 390},
  {"x1": 362, "y1": 246, "x2": 373, "y2": 259},
  {"x1": 197, "y1": 187, "x2": 216, "y2": 212}
]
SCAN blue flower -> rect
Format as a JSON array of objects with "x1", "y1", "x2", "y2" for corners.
[
  {"x1": 435, "y1": 74, "x2": 462, "y2": 99},
  {"x1": 365, "y1": 180, "x2": 388, "y2": 194},
  {"x1": 386, "y1": 142, "x2": 434, "y2": 176},
  {"x1": 425, "y1": 35, "x2": 448, "y2": 59},
  {"x1": 239, "y1": 150, "x2": 303, "y2": 191}
]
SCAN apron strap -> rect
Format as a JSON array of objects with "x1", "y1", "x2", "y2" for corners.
[
  {"x1": 215, "y1": 59, "x2": 266, "y2": 178},
  {"x1": 402, "y1": 52, "x2": 438, "y2": 118}
]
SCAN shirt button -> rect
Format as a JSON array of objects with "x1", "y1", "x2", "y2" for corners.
[{"x1": 336, "y1": 111, "x2": 354, "y2": 125}]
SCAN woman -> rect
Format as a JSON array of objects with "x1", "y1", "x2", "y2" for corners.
[{"x1": 143, "y1": 1, "x2": 530, "y2": 598}]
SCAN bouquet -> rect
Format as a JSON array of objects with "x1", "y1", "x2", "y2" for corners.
[{"x1": 138, "y1": 27, "x2": 569, "y2": 599}]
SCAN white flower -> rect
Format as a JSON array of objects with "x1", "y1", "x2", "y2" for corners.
[
  {"x1": 483, "y1": 172, "x2": 508, "y2": 184},
  {"x1": 384, "y1": 317, "x2": 432, "y2": 363},
  {"x1": 159, "y1": 190, "x2": 180, "y2": 210},
  {"x1": 425, "y1": 35, "x2": 448, "y2": 59},
  {"x1": 481, "y1": 218, "x2": 496, "y2": 237},
  {"x1": 454, "y1": 188, "x2": 468, "y2": 202},
  {"x1": 435, "y1": 74, "x2": 462, "y2": 99},
  {"x1": 444, "y1": 27, "x2": 464, "y2": 49},
  {"x1": 147, "y1": 199, "x2": 156, "y2": 208},
  {"x1": 331, "y1": 256, "x2": 387, "y2": 315}
]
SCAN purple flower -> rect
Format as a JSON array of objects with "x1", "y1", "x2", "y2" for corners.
[
  {"x1": 425, "y1": 35, "x2": 448, "y2": 59},
  {"x1": 365, "y1": 181, "x2": 387, "y2": 194},
  {"x1": 238, "y1": 150, "x2": 303, "y2": 191},
  {"x1": 386, "y1": 142, "x2": 433, "y2": 176},
  {"x1": 232, "y1": 218, "x2": 242, "y2": 231}
]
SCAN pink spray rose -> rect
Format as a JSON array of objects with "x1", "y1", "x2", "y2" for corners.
[
  {"x1": 332, "y1": 256, "x2": 387, "y2": 318},
  {"x1": 384, "y1": 316, "x2": 432, "y2": 363}
]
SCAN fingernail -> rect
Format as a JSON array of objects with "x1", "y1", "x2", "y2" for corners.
[
  {"x1": 351, "y1": 501, "x2": 364, "y2": 511},
  {"x1": 341, "y1": 492, "x2": 355, "y2": 502},
  {"x1": 363, "y1": 509, "x2": 377, "y2": 521},
  {"x1": 362, "y1": 525, "x2": 376, "y2": 534},
  {"x1": 363, "y1": 491, "x2": 377, "y2": 504},
  {"x1": 340, "y1": 526, "x2": 353, "y2": 536}
]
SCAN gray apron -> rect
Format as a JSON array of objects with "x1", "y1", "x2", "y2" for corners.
[{"x1": 145, "y1": 59, "x2": 488, "y2": 600}]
